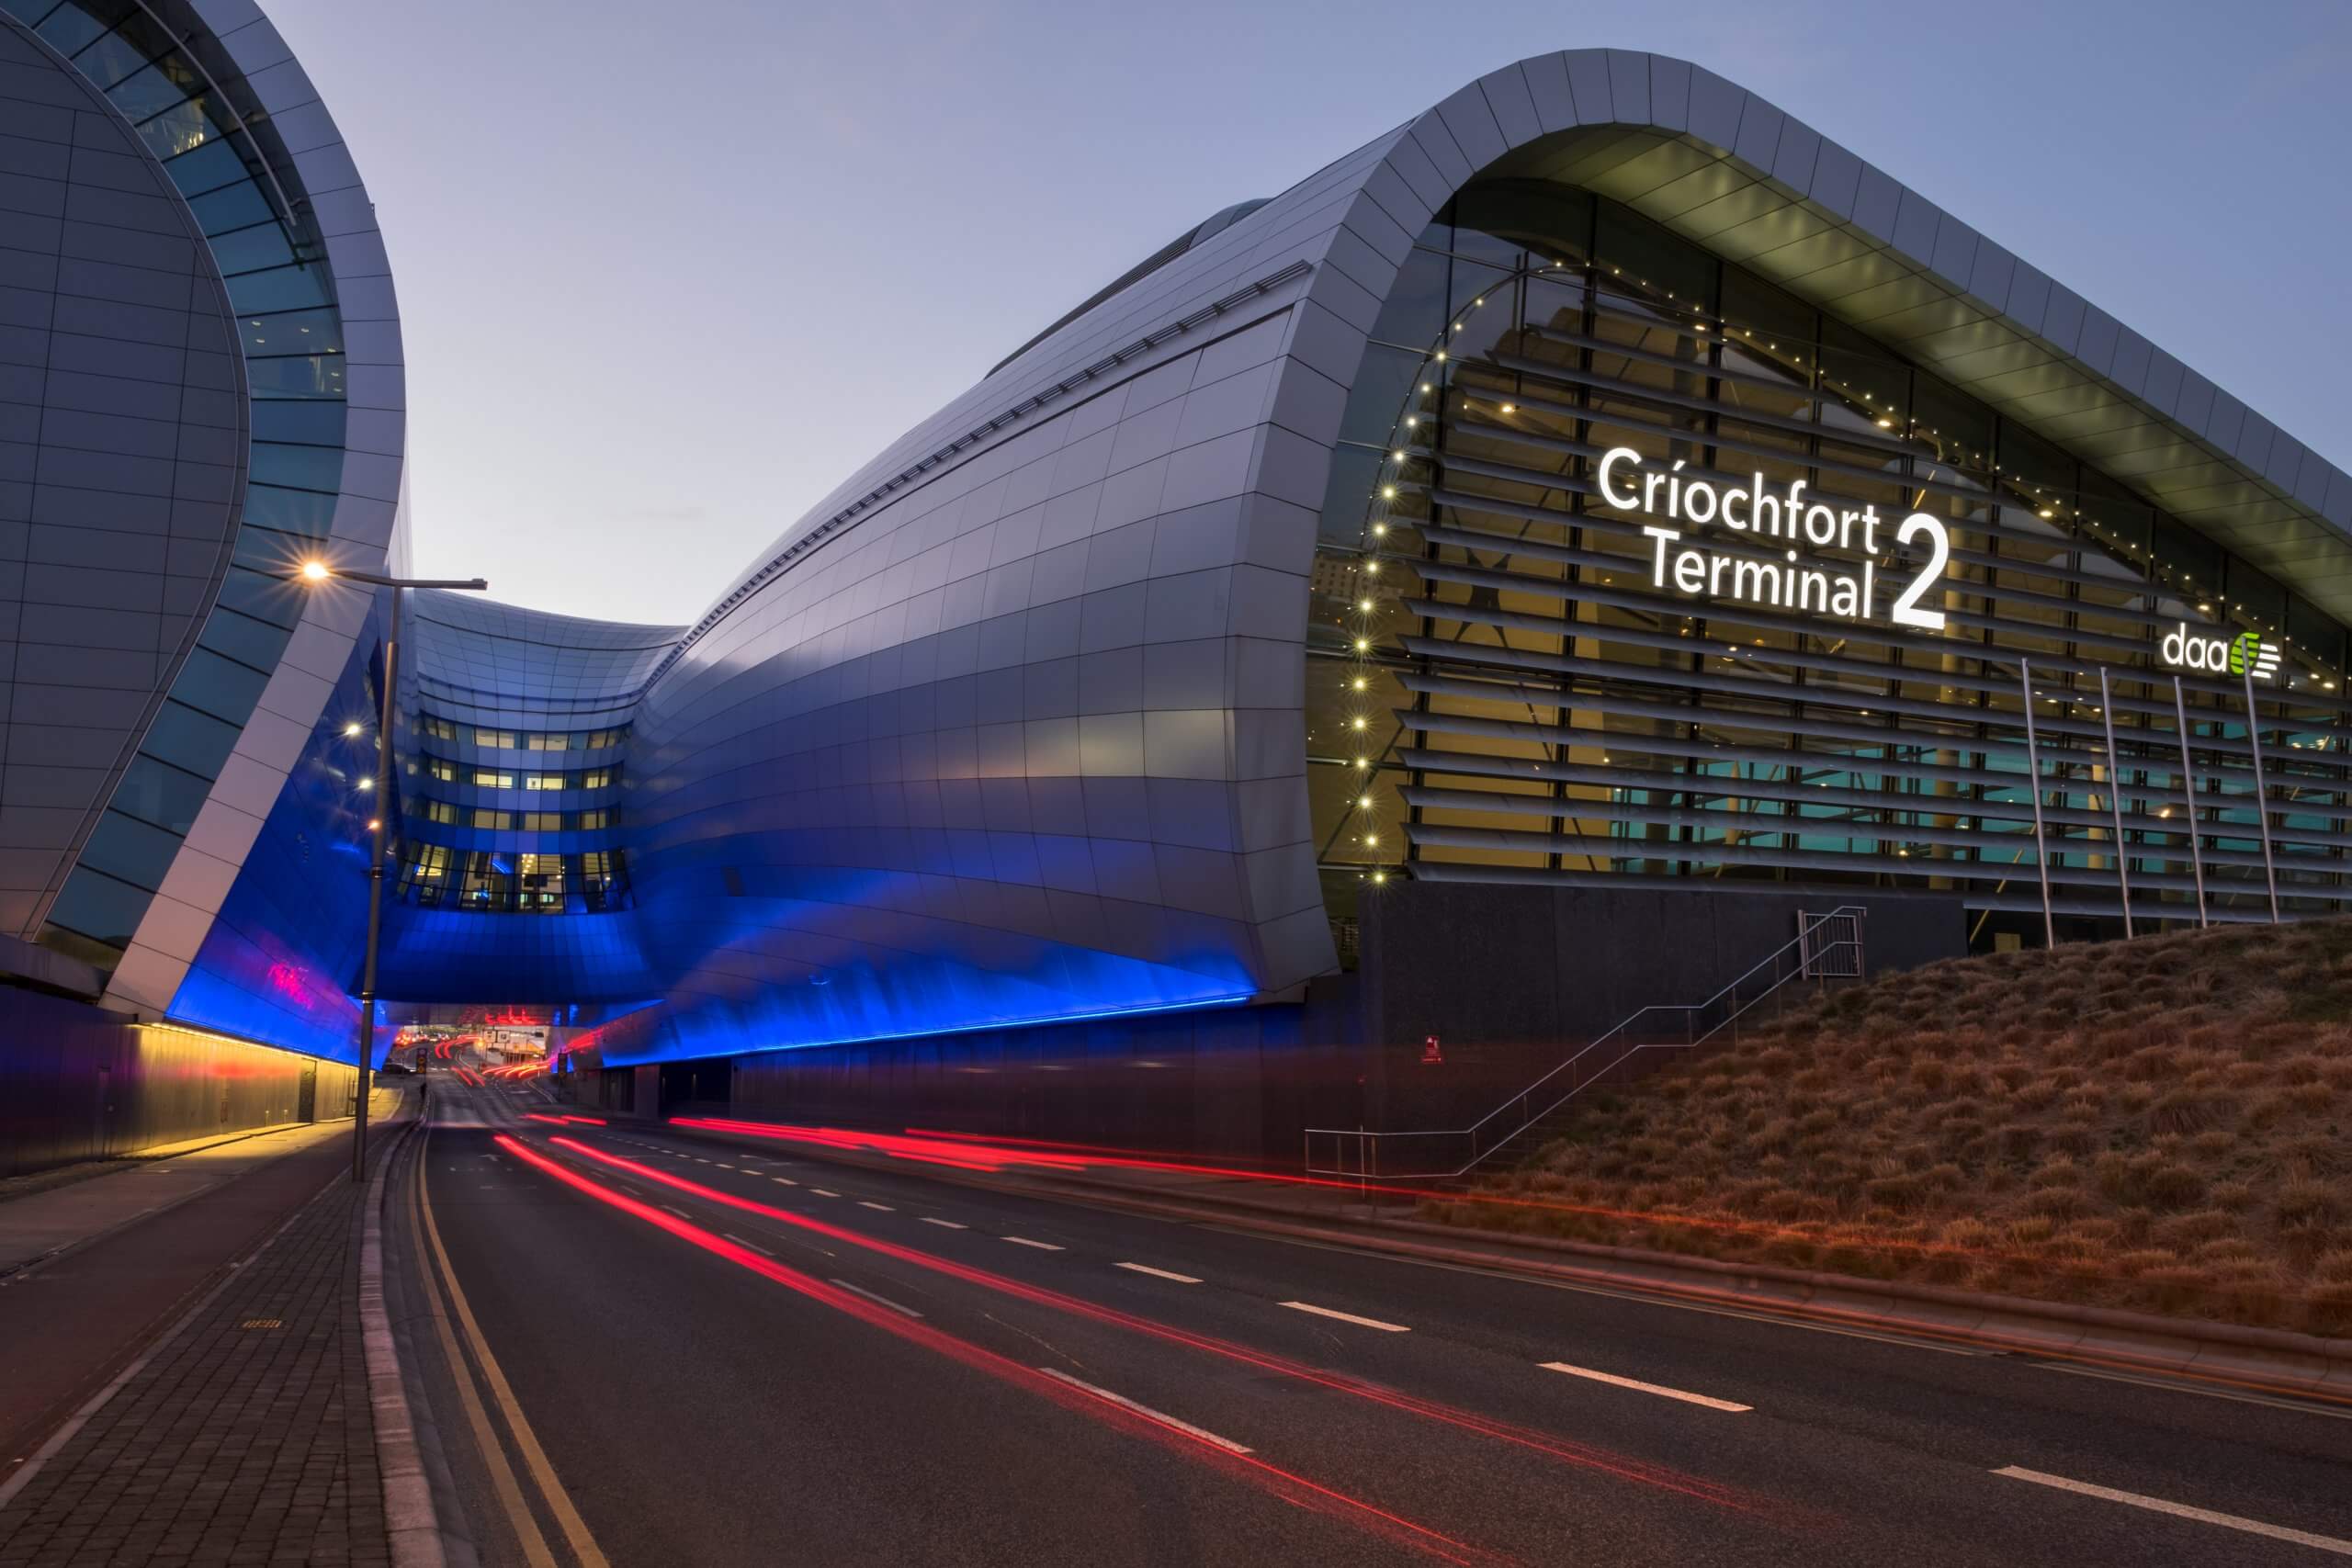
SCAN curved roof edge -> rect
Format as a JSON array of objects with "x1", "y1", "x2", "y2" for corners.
[
  {"x1": 987, "y1": 198, "x2": 1272, "y2": 379},
  {"x1": 1466, "y1": 55, "x2": 2342, "y2": 564},
  {"x1": 677, "y1": 48, "x2": 2352, "y2": 683},
  {"x1": 1333, "y1": 51, "x2": 2351, "y2": 614},
  {"x1": 103, "y1": 0, "x2": 409, "y2": 1016}
]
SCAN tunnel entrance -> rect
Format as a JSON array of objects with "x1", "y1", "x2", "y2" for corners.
[{"x1": 658, "y1": 1059, "x2": 732, "y2": 1117}]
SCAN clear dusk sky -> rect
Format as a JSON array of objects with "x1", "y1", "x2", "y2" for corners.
[{"x1": 263, "y1": 0, "x2": 2351, "y2": 626}]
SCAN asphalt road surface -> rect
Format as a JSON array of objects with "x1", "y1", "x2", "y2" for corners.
[{"x1": 395, "y1": 1068, "x2": 2352, "y2": 1567}]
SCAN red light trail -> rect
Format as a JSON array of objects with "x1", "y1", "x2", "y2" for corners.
[
  {"x1": 674, "y1": 1117, "x2": 2241, "y2": 1294},
  {"x1": 650, "y1": 1127, "x2": 2351, "y2": 1412},
  {"x1": 539, "y1": 1135, "x2": 1791, "y2": 1520},
  {"x1": 492, "y1": 1134, "x2": 1500, "y2": 1565}
]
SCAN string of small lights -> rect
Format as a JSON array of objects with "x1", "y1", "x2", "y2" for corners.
[{"x1": 1325, "y1": 244, "x2": 2352, "y2": 907}]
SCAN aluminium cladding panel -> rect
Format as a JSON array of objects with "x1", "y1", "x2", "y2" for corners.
[
  {"x1": 605, "y1": 124, "x2": 1454, "y2": 1064},
  {"x1": 96, "y1": 0, "x2": 409, "y2": 1022},
  {"x1": 358, "y1": 589, "x2": 673, "y2": 1017},
  {"x1": 158, "y1": 598, "x2": 379, "y2": 1055},
  {"x1": 369, "y1": 899, "x2": 661, "y2": 1011},
  {"x1": 618, "y1": 312, "x2": 1354, "y2": 1064},
  {"x1": 0, "y1": 24, "x2": 245, "y2": 937}
]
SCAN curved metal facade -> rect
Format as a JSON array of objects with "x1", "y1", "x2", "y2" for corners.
[
  {"x1": 373, "y1": 592, "x2": 670, "y2": 1006},
  {"x1": 0, "y1": 0, "x2": 402, "y2": 1025},
  {"x1": 573, "y1": 50, "x2": 2352, "y2": 1064},
  {"x1": 22, "y1": 43, "x2": 2351, "y2": 1066}
]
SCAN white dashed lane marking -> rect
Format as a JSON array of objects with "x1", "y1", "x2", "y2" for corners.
[
  {"x1": 1001, "y1": 1237, "x2": 1063, "y2": 1251},
  {"x1": 1993, "y1": 1467, "x2": 2352, "y2": 1556},
  {"x1": 1035, "y1": 1369, "x2": 1251, "y2": 1454},
  {"x1": 812, "y1": 1189, "x2": 841, "y2": 1198},
  {"x1": 1539, "y1": 1361, "x2": 1750, "y2": 1413},
  {"x1": 858, "y1": 1201, "x2": 894, "y2": 1212},
  {"x1": 1114, "y1": 1262, "x2": 1201, "y2": 1284},
  {"x1": 1279, "y1": 1302, "x2": 1408, "y2": 1333},
  {"x1": 921, "y1": 1218, "x2": 967, "y2": 1230},
  {"x1": 830, "y1": 1279, "x2": 923, "y2": 1318}
]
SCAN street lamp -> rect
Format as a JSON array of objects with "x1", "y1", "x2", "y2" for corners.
[{"x1": 291, "y1": 559, "x2": 489, "y2": 1182}]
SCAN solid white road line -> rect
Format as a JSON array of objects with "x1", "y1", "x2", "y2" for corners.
[
  {"x1": 1539, "y1": 1361, "x2": 1751, "y2": 1412},
  {"x1": 1993, "y1": 1466, "x2": 2352, "y2": 1556},
  {"x1": 1035, "y1": 1369, "x2": 1252, "y2": 1454},
  {"x1": 858, "y1": 1201, "x2": 895, "y2": 1212},
  {"x1": 722, "y1": 1233, "x2": 775, "y2": 1258},
  {"x1": 921, "y1": 1218, "x2": 967, "y2": 1230},
  {"x1": 1001, "y1": 1236, "x2": 1064, "y2": 1251},
  {"x1": 2035, "y1": 1361, "x2": 2352, "y2": 1421},
  {"x1": 1280, "y1": 1301, "x2": 1408, "y2": 1332},
  {"x1": 829, "y1": 1279, "x2": 924, "y2": 1318},
  {"x1": 1115, "y1": 1262, "x2": 1202, "y2": 1284}
]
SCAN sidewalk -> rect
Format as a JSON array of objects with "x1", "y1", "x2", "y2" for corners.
[
  {"x1": 0, "y1": 1092, "x2": 414, "y2": 1562},
  {"x1": 0, "y1": 1122, "x2": 351, "y2": 1280}
]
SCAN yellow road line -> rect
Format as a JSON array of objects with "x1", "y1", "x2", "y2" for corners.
[
  {"x1": 417, "y1": 1128, "x2": 611, "y2": 1568},
  {"x1": 408, "y1": 1137, "x2": 556, "y2": 1568}
]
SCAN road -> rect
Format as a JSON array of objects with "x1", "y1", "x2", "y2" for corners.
[{"x1": 395, "y1": 1066, "x2": 2352, "y2": 1567}]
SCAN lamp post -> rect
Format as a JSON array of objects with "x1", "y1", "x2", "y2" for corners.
[{"x1": 295, "y1": 560, "x2": 489, "y2": 1182}]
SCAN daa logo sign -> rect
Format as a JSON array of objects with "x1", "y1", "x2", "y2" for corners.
[{"x1": 2162, "y1": 624, "x2": 2279, "y2": 682}]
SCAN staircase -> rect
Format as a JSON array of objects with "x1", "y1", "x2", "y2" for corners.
[{"x1": 1304, "y1": 907, "x2": 1865, "y2": 1182}]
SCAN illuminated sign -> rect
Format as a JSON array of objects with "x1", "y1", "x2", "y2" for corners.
[
  {"x1": 1601, "y1": 447, "x2": 1951, "y2": 631},
  {"x1": 2162, "y1": 623, "x2": 2278, "y2": 682},
  {"x1": 1598, "y1": 447, "x2": 2289, "y2": 686}
]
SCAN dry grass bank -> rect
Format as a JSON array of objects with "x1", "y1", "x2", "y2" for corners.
[{"x1": 1429, "y1": 918, "x2": 2352, "y2": 1335}]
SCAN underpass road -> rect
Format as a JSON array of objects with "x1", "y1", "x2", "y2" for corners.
[{"x1": 405, "y1": 1078, "x2": 2352, "y2": 1567}]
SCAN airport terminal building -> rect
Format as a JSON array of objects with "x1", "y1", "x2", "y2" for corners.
[{"x1": 6, "y1": 15, "x2": 2350, "y2": 1157}]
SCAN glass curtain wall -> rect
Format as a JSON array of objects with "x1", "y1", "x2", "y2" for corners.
[
  {"x1": 14, "y1": 0, "x2": 356, "y2": 965},
  {"x1": 1309, "y1": 180, "x2": 2352, "y2": 951},
  {"x1": 391, "y1": 708, "x2": 631, "y2": 913}
]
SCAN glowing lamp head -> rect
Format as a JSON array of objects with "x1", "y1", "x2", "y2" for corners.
[
  {"x1": 300, "y1": 559, "x2": 331, "y2": 582},
  {"x1": 343, "y1": 722, "x2": 363, "y2": 738}
]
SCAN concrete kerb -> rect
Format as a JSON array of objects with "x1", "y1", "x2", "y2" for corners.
[
  {"x1": 362, "y1": 1111, "x2": 443, "y2": 1568},
  {"x1": 613, "y1": 1113, "x2": 2352, "y2": 1405}
]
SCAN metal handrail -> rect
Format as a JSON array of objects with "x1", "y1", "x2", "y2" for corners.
[{"x1": 1305, "y1": 908, "x2": 1865, "y2": 1180}]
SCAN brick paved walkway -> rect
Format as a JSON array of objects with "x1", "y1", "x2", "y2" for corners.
[{"x1": 0, "y1": 1153, "x2": 388, "y2": 1567}]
